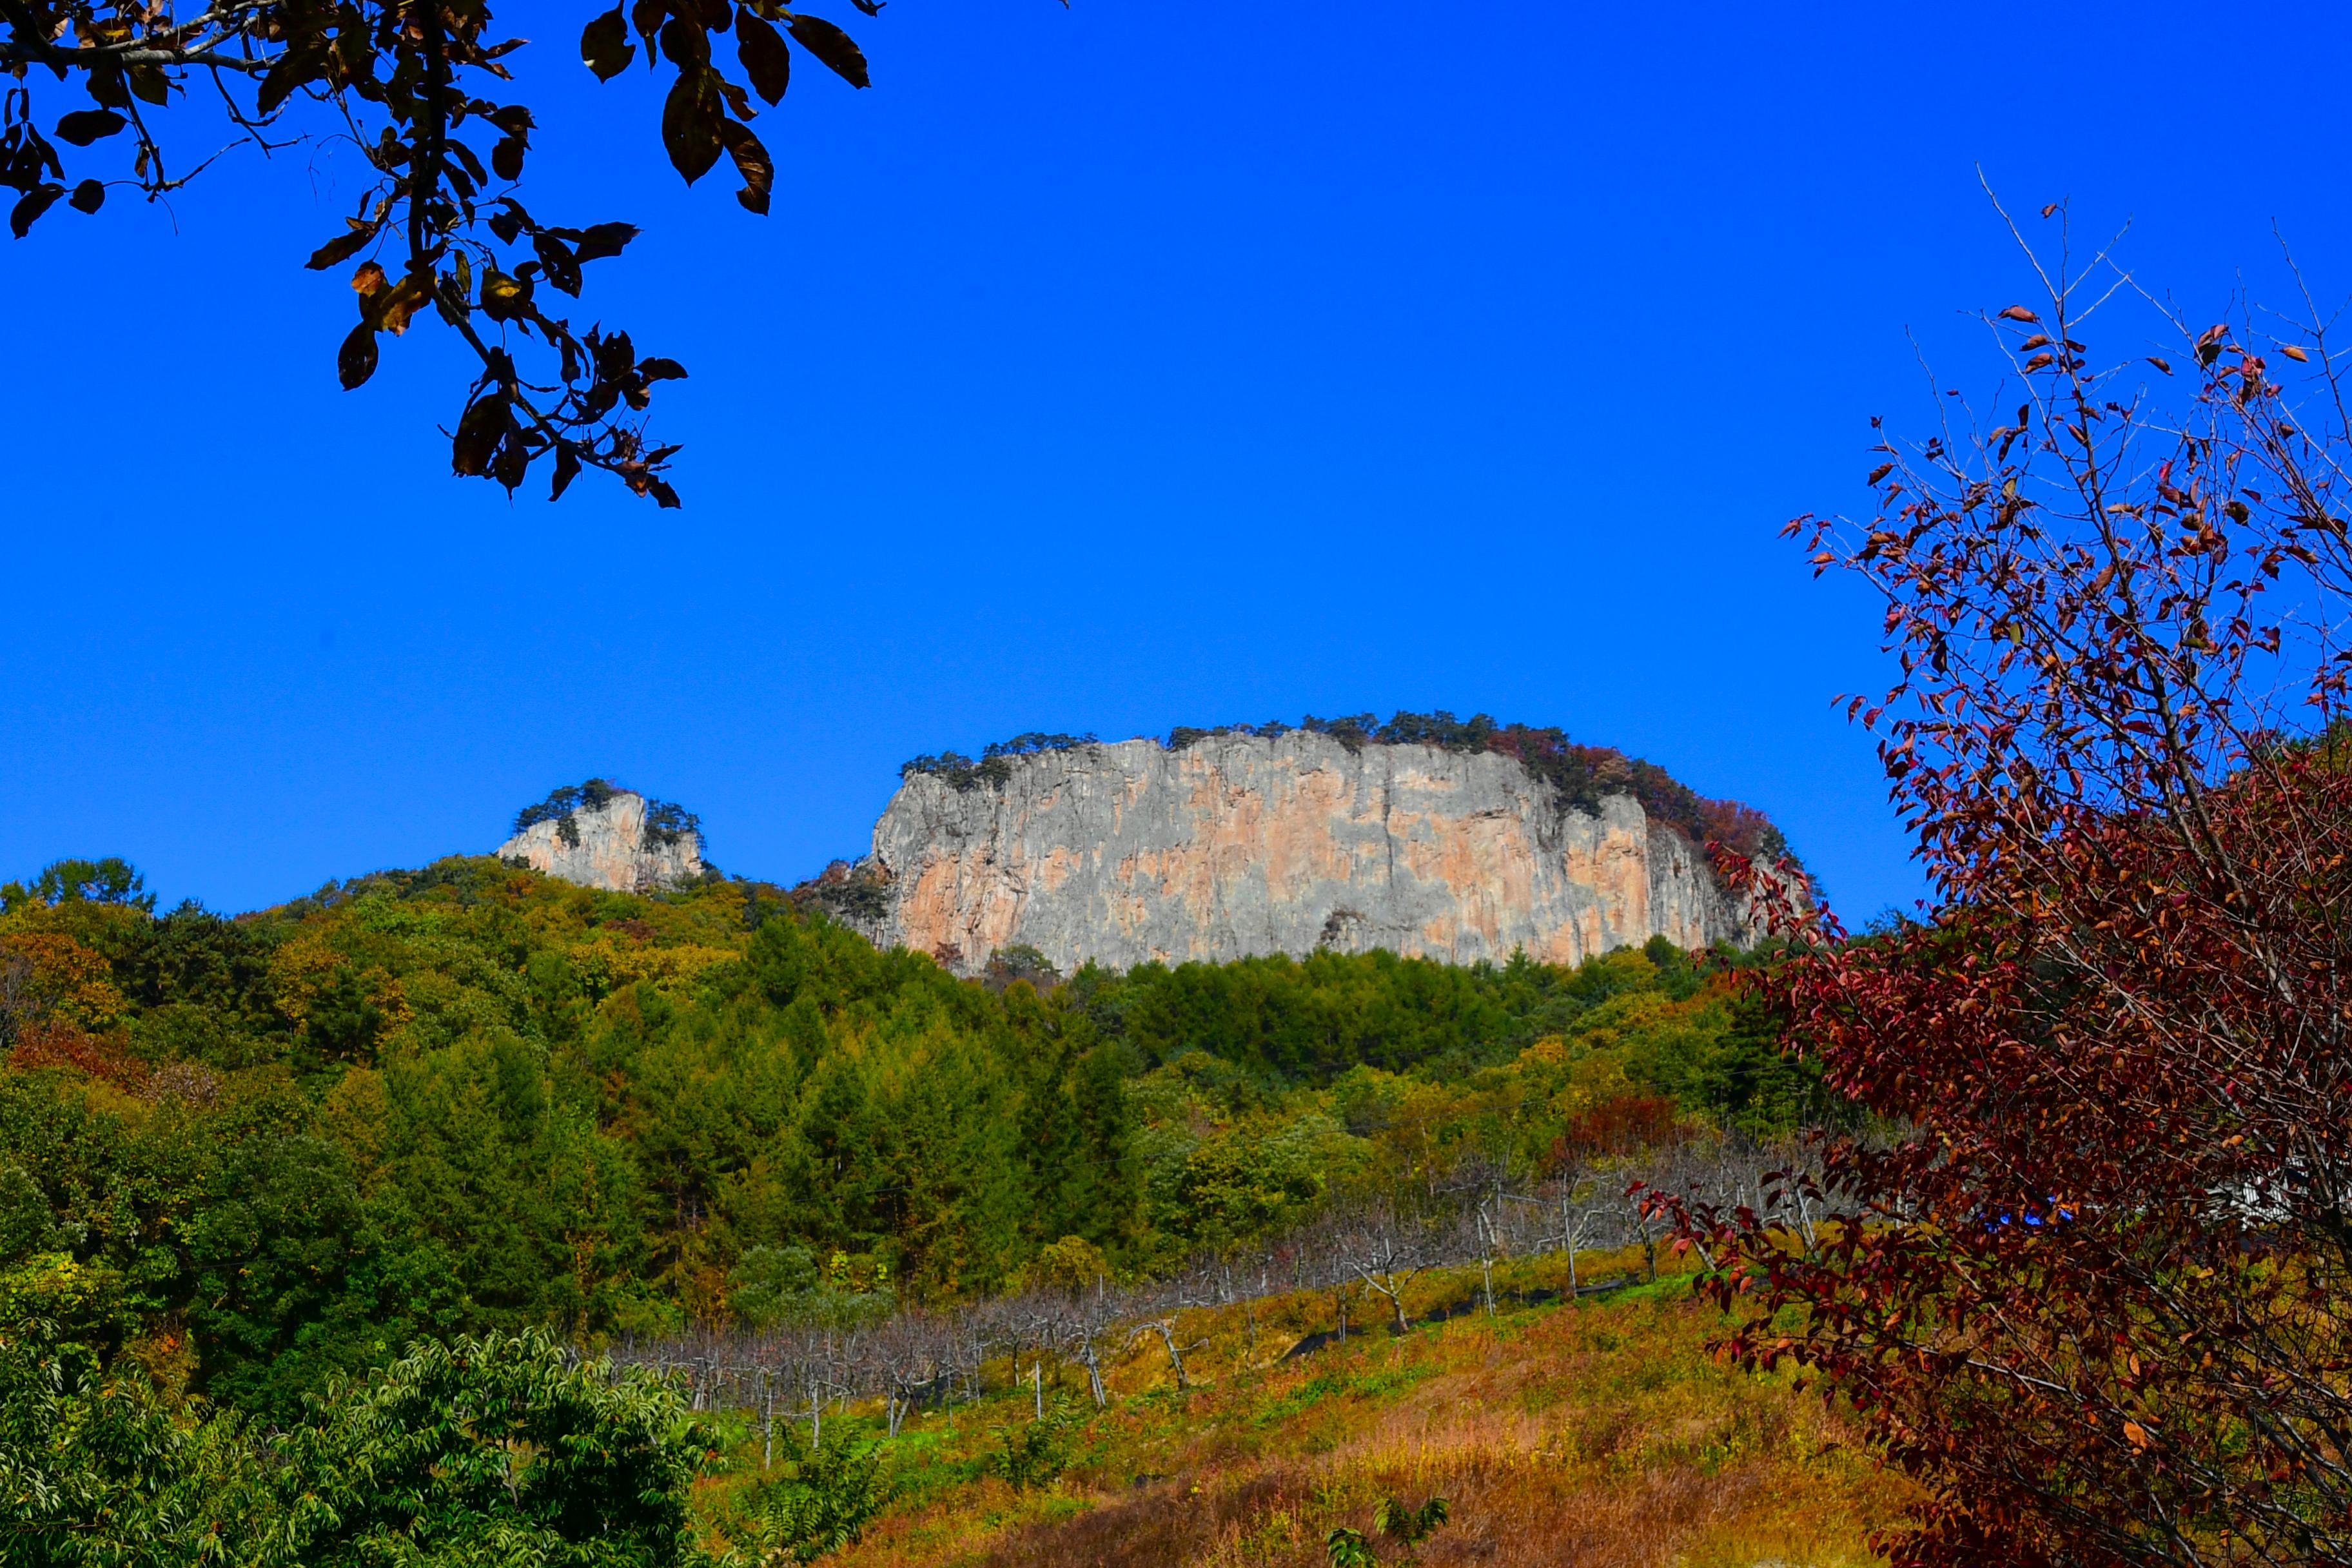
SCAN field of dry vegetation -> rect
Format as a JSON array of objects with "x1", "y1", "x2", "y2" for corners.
[{"x1": 691, "y1": 1246, "x2": 1907, "y2": 1568}]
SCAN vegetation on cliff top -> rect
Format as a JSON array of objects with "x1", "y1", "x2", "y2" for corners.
[
  {"x1": 899, "y1": 711, "x2": 1791, "y2": 863},
  {"x1": 896, "y1": 734, "x2": 1101, "y2": 793},
  {"x1": 511, "y1": 777, "x2": 707, "y2": 855}
]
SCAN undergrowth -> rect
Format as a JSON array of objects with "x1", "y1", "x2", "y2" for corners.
[{"x1": 689, "y1": 1246, "x2": 1904, "y2": 1567}]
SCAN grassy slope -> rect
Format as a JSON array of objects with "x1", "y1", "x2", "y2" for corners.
[{"x1": 694, "y1": 1247, "x2": 1906, "y2": 1567}]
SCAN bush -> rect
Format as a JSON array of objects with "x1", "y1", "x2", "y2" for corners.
[
  {"x1": 899, "y1": 733, "x2": 1099, "y2": 792},
  {"x1": 511, "y1": 778, "x2": 702, "y2": 855},
  {"x1": 743, "y1": 1424, "x2": 890, "y2": 1565},
  {"x1": 280, "y1": 1331, "x2": 709, "y2": 1567},
  {"x1": 0, "y1": 1320, "x2": 710, "y2": 1567},
  {"x1": 990, "y1": 1397, "x2": 1074, "y2": 1492}
]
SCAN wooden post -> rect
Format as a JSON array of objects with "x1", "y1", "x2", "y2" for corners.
[
  {"x1": 1478, "y1": 1206, "x2": 1496, "y2": 1322},
  {"x1": 760, "y1": 1369, "x2": 775, "y2": 1471},
  {"x1": 1561, "y1": 1186, "x2": 1580, "y2": 1295}
]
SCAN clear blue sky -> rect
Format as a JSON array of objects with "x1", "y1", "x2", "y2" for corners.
[{"x1": 6, "y1": 0, "x2": 2349, "y2": 921}]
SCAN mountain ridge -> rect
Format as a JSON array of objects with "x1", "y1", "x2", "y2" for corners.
[
  {"x1": 830, "y1": 718, "x2": 1795, "y2": 975},
  {"x1": 495, "y1": 714, "x2": 1799, "y2": 974}
]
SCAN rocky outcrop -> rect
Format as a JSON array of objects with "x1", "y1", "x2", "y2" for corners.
[
  {"x1": 845, "y1": 731, "x2": 1785, "y2": 975},
  {"x1": 496, "y1": 789, "x2": 705, "y2": 893}
]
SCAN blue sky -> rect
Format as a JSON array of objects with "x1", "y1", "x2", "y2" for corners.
[{"x1": 7, "y1": 0, "x2": 2351, "y2": 920}]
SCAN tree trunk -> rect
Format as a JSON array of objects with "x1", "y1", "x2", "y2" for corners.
[
  {"x1": 1080, "y1": 1340, "x2": 1106, "y2": 1409},
  {"x1": 1156, "y1": 1322, "x2": 1190, "y2": 1391}
]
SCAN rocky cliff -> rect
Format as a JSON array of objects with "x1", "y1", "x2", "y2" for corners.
[
  {"x1": 496, "y1": 787, "x2": 705, "y2": 893},
  {"x1": 839, "y1": 730, "x2": 1785, "y2": 975}
]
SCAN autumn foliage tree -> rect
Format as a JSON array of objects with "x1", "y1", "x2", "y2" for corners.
[
  {"x1": 1669, "y1": 203, "x2": 2352, "y2": 1566},
  {"x1": 2, "y1": 0, "x2": 881, "y2": 504}
]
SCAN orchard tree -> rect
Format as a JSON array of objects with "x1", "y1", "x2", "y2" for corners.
[
  {"x1": 1, "y1": 0, "x2": 883, "y2": 504},
  {"x1": 1669, "y1": 200, "x2": 2352, "y2": 1567}
]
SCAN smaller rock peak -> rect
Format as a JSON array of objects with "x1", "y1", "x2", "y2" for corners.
[{"x1": 496, "y1": 779, "x2": 707, "y2": 893}]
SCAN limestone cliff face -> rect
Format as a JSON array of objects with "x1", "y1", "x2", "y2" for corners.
[
  {"x1": 496, "y1": 791, "x2": 705, "y2": 893},
  {"x1": 852, "y1": 732, "x2": 1779, "y2": 975}
]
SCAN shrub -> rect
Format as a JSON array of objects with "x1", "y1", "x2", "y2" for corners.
[
  {"x1": 511, "y1": 779, "x2": 702, "y2": 855},
  {"x1": 745, "y1": 1423, "x2": 890, "y2": 1565},
  {"x1": 990, "y1": 1398, "x2": 1074, "y2": 1492},
  {"x1": 900, "y1": 734, "x2": 1099, "y2": 792}
]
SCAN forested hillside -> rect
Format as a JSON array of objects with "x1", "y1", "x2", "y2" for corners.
[{"x1": 0, "y1": 852, "x2": 1816, "y2": 1422}]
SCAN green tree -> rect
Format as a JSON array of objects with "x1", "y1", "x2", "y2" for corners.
[
  {"x1": 280, "y1": 1331, "x2": 709, "y2": 1567},
  {"x1": 2, "y1": 858, "x2": 155, "y2": 914},
  {"x1": 727, "y1": 1244, "x2": 890, "y2": 1331},
  {"x1": 1059, "y1": 1041, "x2": 1140, "y2": 1250},
  {"x1": 369, "y1": 1032, "x2": 643, "y2": 1333},
  {"x1": 741, "y1": 1422, "x2": 889, "y2": 1564},
  {"x1": 0, "y1": 1253, "x2": 272, "y2": 1567},
  {"x1": 182, "y1": 1128, "x2": 385, "y2": 1418}
]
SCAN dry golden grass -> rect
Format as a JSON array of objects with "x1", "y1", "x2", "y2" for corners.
[{"x1": 705, "y1": 1250, "x2": 1907, "y2": 1568}]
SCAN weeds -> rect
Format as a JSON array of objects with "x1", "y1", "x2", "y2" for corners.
[
  {"x1": 1327, "y1": 1495, "x2": 1448, "y2": 1566},
  {"x1": 1373, "y1": 1494, "x2": 1448, "y2": 1553},
  {"x1": 692, "y1": 1247, "x2": 1905, "y2": 1567},
  {"x1": 989, "y1": 1396, "x2": 1074, "y2": 1493}
]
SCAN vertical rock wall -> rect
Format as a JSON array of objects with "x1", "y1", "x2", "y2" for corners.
[{"x1": 854, "y1": 732, "x2": 1775, "y2": 974}]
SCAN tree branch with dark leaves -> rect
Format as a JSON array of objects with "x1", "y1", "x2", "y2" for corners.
[{"x1": 3, "y1": 0, "x2": 883, "y2": 505}]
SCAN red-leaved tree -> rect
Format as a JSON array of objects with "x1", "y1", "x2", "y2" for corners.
[{"x1": 1670, "y1": 201, "x2": 2352, "y2": 1567}]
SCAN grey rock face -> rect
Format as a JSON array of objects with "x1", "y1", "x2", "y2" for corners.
[
  {"x1": 496, "y1": 791, "x2": 704, "y2": 893},
  {"x1": 852, "y1": 731, "x2": 1778, "y2": 975}
]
